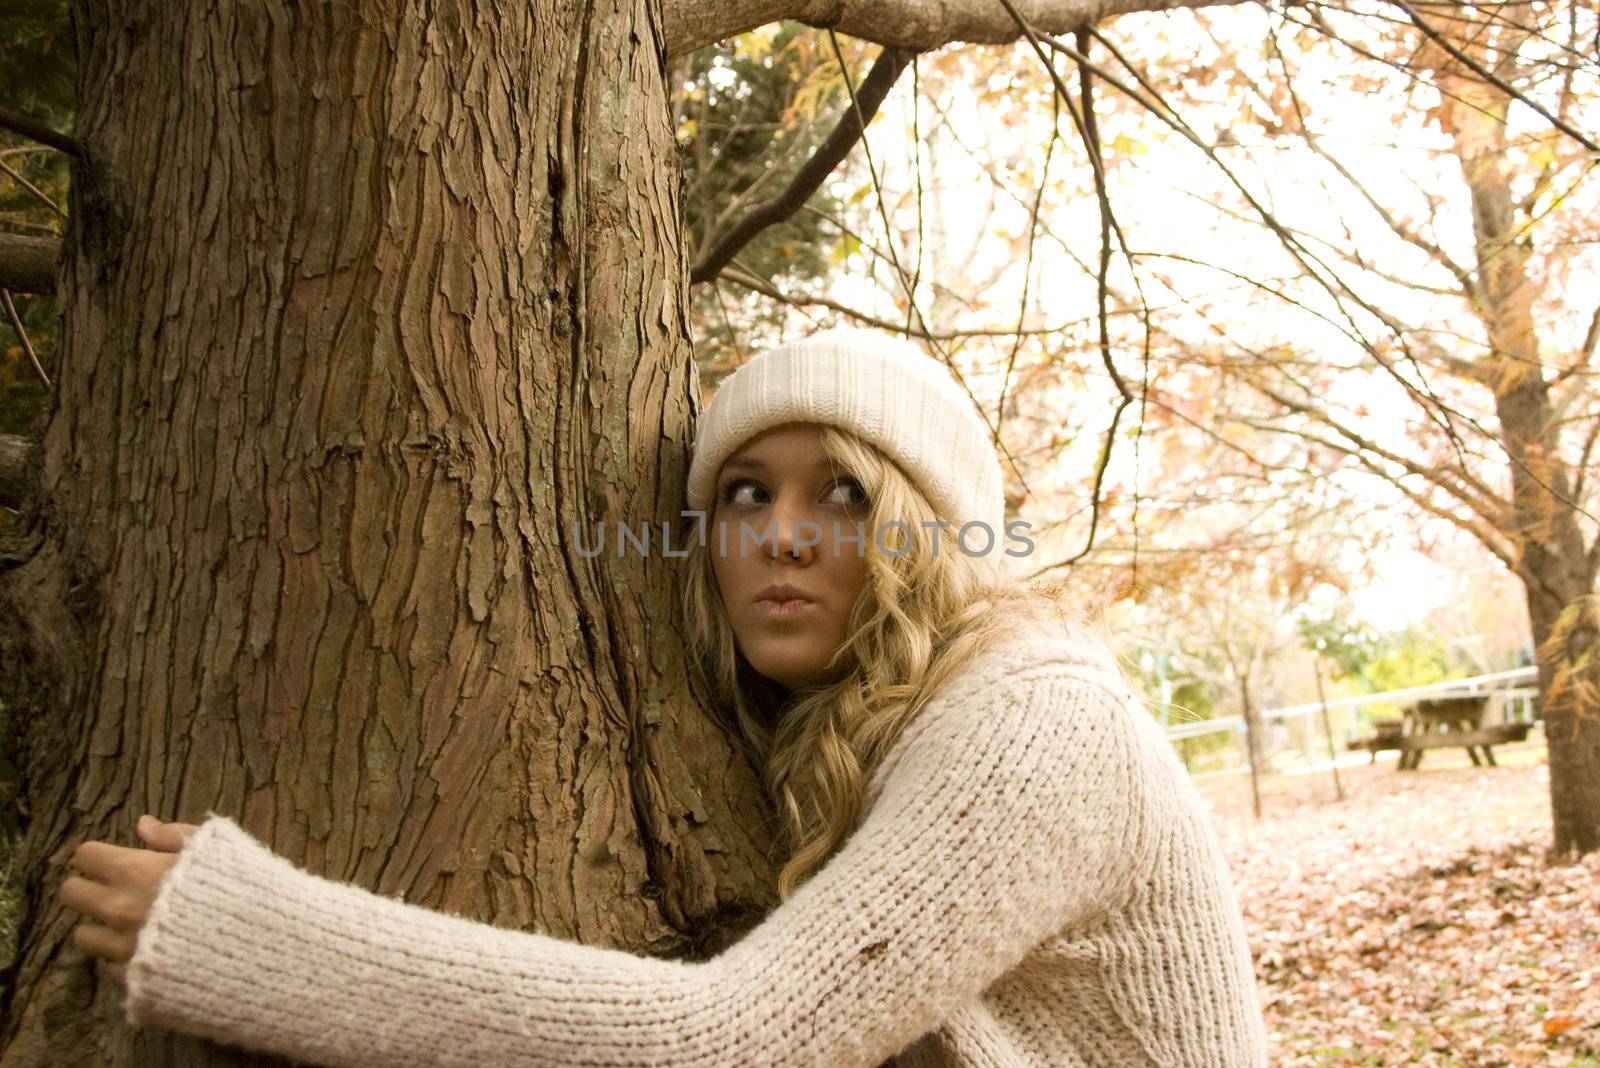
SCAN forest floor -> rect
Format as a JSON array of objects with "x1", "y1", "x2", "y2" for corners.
[{"x1": 1201, "y1": 734, "x2": 1600, "y2": 1067}]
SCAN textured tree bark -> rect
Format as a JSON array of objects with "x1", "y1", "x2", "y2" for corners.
[
  {"x1": 0, "y1": 1, "x2": 778, "y2": 1063},
  {"x1": 659, "y1": 0, "x2": 1253, "y2": 60},
  {"x1": 0, "y1": 435, "x2": 31, "y2": 511},
  {"x1": 1441, "y1": 71, "x2": 1600, "y2": 860},
  {"x1": 0, "y1": 235, "x2": 58, "y2": 296}
]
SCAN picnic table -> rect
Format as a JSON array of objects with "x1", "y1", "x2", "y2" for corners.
[{"x1": 1348, "y1": 695, "x2": 1530, "y2": 770}]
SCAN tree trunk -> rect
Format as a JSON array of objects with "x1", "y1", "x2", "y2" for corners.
[
  {"x1": 0, "y1": 1, "x2": 779, "y2": 1063},
  {"x1": 1237, "y1": 670, "x2": 1262, "y2": 819},
  {"x1": 1440, "y1": 70, "x2": 1600, "y2": 860}
]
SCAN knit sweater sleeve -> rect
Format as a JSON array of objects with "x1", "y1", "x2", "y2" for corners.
[{"x1": 123, "y1": 655, "x2": 1147, "y2": 1067}]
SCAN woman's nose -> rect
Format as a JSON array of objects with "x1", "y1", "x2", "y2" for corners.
[{"x1": 766, "y1": 493, "x2": 821, "y2": 560}]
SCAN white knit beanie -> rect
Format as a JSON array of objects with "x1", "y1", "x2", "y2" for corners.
[{"x1": 686, "y1": 328, "x2": 1007, "y2": 567}]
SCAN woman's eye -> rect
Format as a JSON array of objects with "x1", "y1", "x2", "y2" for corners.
[
  {"x1": 719, "y1": 479, "x2": 765, "y2": 507},
  {"x1": 828, "y1": 479, "x2": 869, "y2": 509}
]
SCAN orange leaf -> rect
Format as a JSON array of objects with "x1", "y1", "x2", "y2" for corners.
[{"x1": 1542, "y1": 1014, "x2": 1581, "y2": 1036}]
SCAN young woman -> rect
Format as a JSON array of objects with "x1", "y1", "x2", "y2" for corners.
[{"x1": 59, "y1": 328, "x2": 1268, "y2": 1066}]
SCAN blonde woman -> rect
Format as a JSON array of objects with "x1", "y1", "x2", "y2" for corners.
[{"x1": 59, "y1": 328, "x2": 1267, "y2": 1066}]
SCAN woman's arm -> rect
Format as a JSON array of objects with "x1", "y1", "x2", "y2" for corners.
[{"x1": 122, "y1": 657, "x2": 1146, "y2": 1067}]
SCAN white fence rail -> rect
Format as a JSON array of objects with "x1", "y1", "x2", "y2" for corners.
[{"x1": 1163, "y1": 666, "x2": 1539, "y2": 744}]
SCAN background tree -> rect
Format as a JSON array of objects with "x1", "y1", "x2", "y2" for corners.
[{"x1": 1113, "y1": 0, "x2": 1600, "y2": 856}]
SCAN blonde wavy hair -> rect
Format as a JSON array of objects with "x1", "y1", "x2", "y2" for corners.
[{"x1": 680, "y1": 424, "x2": 1078, "y2": 900}]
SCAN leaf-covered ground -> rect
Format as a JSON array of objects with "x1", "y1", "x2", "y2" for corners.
[{"x1": 1199, "y1": 738, "x2": 1600, "y2": 1067}]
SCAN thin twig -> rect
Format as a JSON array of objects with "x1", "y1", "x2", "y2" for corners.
[
  {"x1": 1388, "y1": 0, "x2": 1598, "y2": 154},
  {"x1": 0, "y1": 157, "x2": 66, "y2": 217},
  {"x1": 824, "y1": 30, "x2": 1037, "y2": 507},
  {"x1": 1, "y1": 288, "x2": 50, "y2": 389},
  {"x1": 824, "y1": 32, "x2": 926, "y2": 335},
  {"x1": 1077, "y1": 26, "x2": 1496, "y2": 491},
  {"x1": 997, "y1": 0, "x2": 1150, "y2": 569},
  {"x1": 995, "y1": 56, "x2": 1061, "y2": 441},
  {"x1": 906, "y1": 56, "x2": 924, "y2": 338}
]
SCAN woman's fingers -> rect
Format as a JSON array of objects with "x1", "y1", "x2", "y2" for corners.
[
  {"x1": 135, "y1": 815, "x2": 200, "y2": 853},
  {"x1": 56, "y1": 821, "x2": 197, "y2": 973},
  {"x1": 71, "y1": 920, "x2": 137, "y2": 964},
  {"x1": 61, "y1": 840, "x2": 179, "y2": 921},
  {"x1": 57, "y1": 824, "x2": 194, "y2": 972},
  {"x1": 59, "y1": 874, "x2": 145, "y2": 930},
  {"x1": 69, "y1": 839, "x2": 174, "y2": 886},
  {"x1": 67, "y1": 840, "x2": 140, "y2": 884}
]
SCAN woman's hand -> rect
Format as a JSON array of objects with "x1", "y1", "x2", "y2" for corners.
[{"x1": 57, "y1": 815, "x2": 201, "y2": 984}]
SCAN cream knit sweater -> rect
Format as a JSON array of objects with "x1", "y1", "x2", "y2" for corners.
[{"x1": 123, "y1": 618, "x2": 1268, "y2": 1067}]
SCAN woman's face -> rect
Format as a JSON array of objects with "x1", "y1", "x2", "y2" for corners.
[{"x1": 709, "y1": 423, "x2": 872, "y2": 692}]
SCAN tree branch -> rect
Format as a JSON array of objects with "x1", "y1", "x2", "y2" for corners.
[
  {"x1": 1068, "y1": 27, "x2": 1486, "y2": 476},
  {"x1": 0, "y1": 234, "x2": 59, "y2": 295},
  {"x1": 0, "y1": 158, "x2": 66, "y2": 218},
  {"x1": 690, "y1": 46, "x2": 911, "y2": 284},
  {"x1": 1246, "y1": 375, "x2": 1509, "y2": 529},
  {"x1": 662, "y1": 0, "x2": 1254, "y2": 60},
  {"x1": 1572, "y1": 412, "x2": 1600, "y2": 507},
  {"x1": 1248, "y1": 417, "x2": 1520, "y2": 570},
  {"x1": 1552, "y1": 303, "x2": 1599, "y2": 388},
  {"x1": 1, "y1": 289, "x2": 50, "y2": 390},
  {"x1": 0, "y1": 107, "x2": 83, "y2": 159},
  {"x1": 1388, "y1": 0, "x2": 1599, "y2": 154}
]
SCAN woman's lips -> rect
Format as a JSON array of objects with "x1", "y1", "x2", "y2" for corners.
[{"x1": 752, "y1": 597, "x2": 817, "y2": 621}]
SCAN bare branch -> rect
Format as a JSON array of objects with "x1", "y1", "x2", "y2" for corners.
[
  {"x1": 995, "y1": 60, "x2": 1062, "y2": 440},
  {"x1": 822, "y1": 31, "x2": 932, "y2": 339},
  {"x1": 1552, "y1": 303, "x2": 1600, "y2": 388},
  {"x1": 798, "y1": 204, "x2": 1010, "y2": 311},
  {"x1": 1141, "y1": 392, "x2": 1284, "y2": 474},
  {"x1": 1296, "y1": 134, "x2": 1477, "y2": 298},
  {"x1": 1255, "y1": 20, "x2": 1469, "y2": 299},
  {"x1": 1074, "y1": 27, "x2": 1486, "y2": 472},
  {"x1": 1, "y1": 289, "x2": 50, "y2": 390},
  {"x1": 1286, "y1": 5, "x2": 1533, "y2": 146},
  {"x1": 1572, "y1": 413, "x2": 1600, "y2": 507},
  {"x1": 1388, "y1": 0, "x2": 1599, "y2": 154},
  {"x1": 0, "y1": 158, "x2": 66, "y2": 218},
  {"x1": 0, "y1": 106, "x2": 83, "y2": 159},
  {"x1": 691, "y1": 46, "x2": 911, "y2": 284},
  {"x1": 1245, "y1": 373, "x2": 1509, "y2": 528},
  {"x1": 0, "y1": 233, "x2": 59, "y2": 295},
  {"x1": 1248, "y1": 417, "x2": 1520, "y2": 569},
  {"x1": 663, "y1": 0, "x2": 1254, "y2": 61},
  {"x1": 689, "y1": 98, "x2": 814, "y2": 246},
  {"x1": 998, "y1": 7, "x2": 1161, "y2": 566},
  {"x1": 793, "y1": 30, "x2": 1041, "y2": 509}
]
